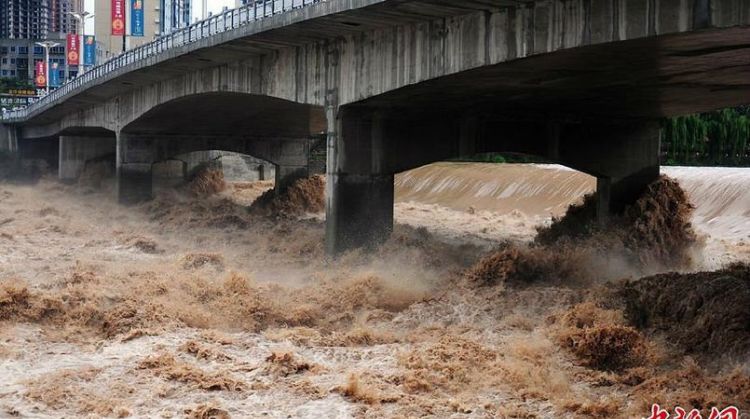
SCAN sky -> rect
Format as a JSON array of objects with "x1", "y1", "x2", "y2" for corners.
[
  {"x1": 195, "y1": 0, "x2": 237, "y2": 21},
  {"x1": 82, "y1": 0, "x2": 237, "y2": 34}
]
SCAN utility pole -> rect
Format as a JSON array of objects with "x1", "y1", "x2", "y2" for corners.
[
  {"x1": 68, "y1": 11, "x2": 95, "y2": 74},
  {"x1": 35, "y1": 41, "x2": 60, "y2": 95}
]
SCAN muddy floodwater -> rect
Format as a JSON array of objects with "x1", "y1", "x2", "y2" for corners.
[{"x1": 0, "y1": 163, "x2": 748, "y2": 418}]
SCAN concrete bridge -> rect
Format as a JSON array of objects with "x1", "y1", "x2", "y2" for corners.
[{"x1": 1, "y1": 0, "x2": 748, "y2": 254}]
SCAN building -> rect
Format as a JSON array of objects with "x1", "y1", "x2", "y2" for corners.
[
  {"x1": 0, "y1": 0, "x2": 50, "y2": 39},
  {"x1": 0, "y1": 0, "x2": 78, "y2": 85},
  {"x1": 160, "y1": 0, "x2": 190, "y2": 35},
  {"x1": 48, "y1": 0, "x2": 80, "y2": 37},
  {"x1": 0, "y1": 39, "x2": 67, "y2": 85},
  {"x1": 94, "y1": 0, "x2": 160, "y2": 63}
]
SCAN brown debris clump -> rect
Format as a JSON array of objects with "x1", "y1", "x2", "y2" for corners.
[
  {"x1": 123, "y1": 235, "x2": 161, "y2": 254},
  {"x1": 189, "y1": 168, "x2": 227, "y2": 197},
  {"x1": 185, "y1": 403, "x2": 231, "y2": 419},
  {"x1": 555, "y1": 303, "x2": 651, "y2": 371},
  {"x1": 0, "y1": 279, "x2": 64, "y2": 322},
  {"x1": 465, "y1": 244, "x2": 592, "y2": 286},
  {"x1": 335, "y1": 373, "x2": 400, "y2": 405},
  {"x1": 467, "y1": 176, "x2": 698, "y2": 288},
  {"x1": 263, "y1": 352, "x2": 314, "y2": 377},
  {"x1": 137, "y1": 352, "x2": 244, "y2": 391},
  {"x1": 620, "y1": 263, "x2": 750, "y2": 358},
  {"x1": 101, "y1": 300, "x2": 177, "y2": 338},
  {"x1": 536, "y1": 176, "x2": 698, "y2": 270},
  {"x1": 24, "y1": 367, "x2": 132, "y2": 418},
  {"x1": 400, "y1": 335, "x2": 498, "y2": 393},
  {"x1": 182, "y1": 253, "x2": 225, "y2": 270},
  {"x1": 181, "y1": 340, "x2": 232, "y2": 361},
  {"x1": 250, "y1": 175, "x2": 325, "y2": 217}
]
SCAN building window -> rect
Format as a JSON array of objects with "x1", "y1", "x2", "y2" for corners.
[
  {"x1": 10, "y1": 46, "x2": 15, "y2": 52},
  {"x1": 1, "y1": 58, "x2": 5, "y2": 64},
  {"x1": 19, "y1": 46, "x2": 28, "y2": 54},
  {"x1": 1, "y1": 70, "x2": 6, "y2": 76},
  {"x1": 10, "y1": 70, "x2": 15, "y2": 76},
  {"x1": 10, "y1": 58, "x2": 15, "y2": 64}
]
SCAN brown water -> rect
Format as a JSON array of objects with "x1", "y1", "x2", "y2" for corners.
[{"x1": 0, "y1": 163, "x2": 748, "y2": 418}]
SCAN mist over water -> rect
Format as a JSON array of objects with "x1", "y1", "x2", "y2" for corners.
[{"x1": 0, "y1": 163, "x2": 748, "y2": 418}]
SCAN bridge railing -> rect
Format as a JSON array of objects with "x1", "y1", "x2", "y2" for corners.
[{"x1": 0, "y1": 0, "x2": 324, "y2": 123}]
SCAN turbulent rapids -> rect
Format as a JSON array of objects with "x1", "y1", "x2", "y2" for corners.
[{"x1": 0, "y1": 163, "x2": 748, "y2": 418}]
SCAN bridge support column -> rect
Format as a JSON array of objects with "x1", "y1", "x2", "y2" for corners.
[
  {"x1": 326, "y1": 111, "x2": 394, "y2": 255},
  {"x1": 117, "y1": 133, "x2": 155, "y2": 205},
  {"x1": 59, "y1": 136, "x2": 115, "y2": 182},
  {"x1": 560, "y1": 121, "x2": 661, "y2": 220}
]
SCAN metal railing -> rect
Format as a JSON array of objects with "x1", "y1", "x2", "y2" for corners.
[{"x1": 0, "y1": 0, "x2": 324, "y2": 123}]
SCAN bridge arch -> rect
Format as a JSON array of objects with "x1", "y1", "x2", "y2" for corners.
[
  {"x1": 116, "y1": 92, "x2": 325, "y2": 204},
  {"x1": 120, "y1": 92, "x2": 325, "y2": 139}
]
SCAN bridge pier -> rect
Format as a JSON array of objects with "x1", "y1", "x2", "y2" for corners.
[
  {"x1": 558, "y1": 121, "x2": 661, "y2": 221},
  {"x1": 59, "y1": 135, "x2": 116, "y2": 183},
  {"x1": 117, "y1": 133, "x2": 155, "y2": 205},
  {"x1": 326, "y1": 111, "x2": 394, "y2": 255}
]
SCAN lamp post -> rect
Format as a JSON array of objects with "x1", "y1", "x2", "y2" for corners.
[
  {"x1": 35, "y1": 41, "x2": 60, "y2": 95},
  {"x1": 68, "y1": 11, "x2": 95, "y2": 75}
]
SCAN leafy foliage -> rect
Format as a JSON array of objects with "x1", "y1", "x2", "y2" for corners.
[{"x1": 662, "y1": 107, "x2": 750, "y2": 166}]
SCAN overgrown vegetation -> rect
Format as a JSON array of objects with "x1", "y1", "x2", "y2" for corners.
[
  {"x1": 661, "y1": 106, "x2": 749, "y2": 166},
  {"x1": 455, "y1": 152, "x2": 549, "y2": 164}
]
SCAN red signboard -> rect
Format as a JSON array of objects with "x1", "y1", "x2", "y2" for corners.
[
  {"x1": 112, "y1": 0, "x2": 125, "y2": 35},
  {"x1": 35, "y1": 61, "x2": 46, "y2": 88},
  {"x1": 67, "y1": 34, "x2": 80, "y2": 66}
]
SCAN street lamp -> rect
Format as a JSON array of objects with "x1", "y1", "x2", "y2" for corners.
[
  {"x1": 68, "y1": 11, "x2": 95, "y2": 75},
  {"x1": 35, "y1": 41, "x2": 60, "y2": 95}
]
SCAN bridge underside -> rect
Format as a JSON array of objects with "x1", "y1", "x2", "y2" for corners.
[
  {"x1": 4, "y1": 0, "x2": 749, "y2": 254},
  {"x1": 354, "y1": 26, "x2": 750, "y2": 118},
  {"x1": 325, "y1": 26, "x2": 750, "y2": 253}
]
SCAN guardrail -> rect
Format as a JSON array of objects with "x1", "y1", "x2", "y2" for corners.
[{"x1": 0, "y1": 0, "x2": 324, "y2": 123}]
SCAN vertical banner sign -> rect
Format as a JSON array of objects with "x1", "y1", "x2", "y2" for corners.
[
  {"x1": 35, "y1": 61, "x2": 46, "y2": 88},
  {"x1": 66, "y1": 34, "x2": 80, "y2": 66},
  {"x1": 112, "y1": 0, "x2": 126, "y2": 35},
  {"x1": 83, "y1": 36, "x2": 96, "y2": 66},
  {"x1": 131, "y1": 0, "x2": 144, "y2": 37},
  {"x1": 49, "y1": 61, "x2": 60, "y2": 87}
]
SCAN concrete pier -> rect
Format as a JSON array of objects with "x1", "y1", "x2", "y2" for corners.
[
  {"x1": 117, "y1": 133, "x2": 155, "y2": 205},
  {"x1": 558, "y1": 122, "x2": 661, "y2": 218},
  {"x1": 326, "y1": 111, "x2": 396, "y2": 254},
  {"x1": 59, "y1": 136, "x2": 115, "y2": 182},
  {"x1": 326, "y1": 173, "x2": 394, "y2": 254}
]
